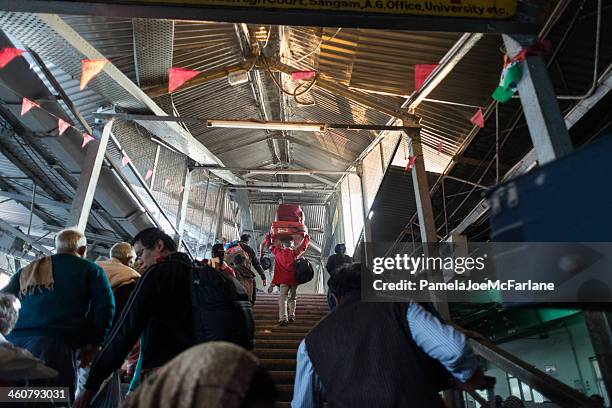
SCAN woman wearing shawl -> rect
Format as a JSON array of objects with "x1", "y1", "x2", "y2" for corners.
[{"x1": 122, "y1": 342, "x2": 277, "y2": 408}]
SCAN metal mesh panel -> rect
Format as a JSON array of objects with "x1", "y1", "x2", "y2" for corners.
[
  {"x1": 381, "y1": 131, "x2": 402, "y2": 168},
  {"x1": 347, "y1": 173, "x2": 364, "y2": 249},
  {"x1": 112, "y1": 120, "x2": 158, "y2": 178},
  {"x1": 361, "y1": 144, "x2": 383, "y2": 214}
]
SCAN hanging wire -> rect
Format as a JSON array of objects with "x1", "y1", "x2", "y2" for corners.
[{"x1": 261, "y1": 56, "x2": 318, "y2": 106}]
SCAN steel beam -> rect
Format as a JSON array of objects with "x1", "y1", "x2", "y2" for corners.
[
  {"x1": 194, "y1": 166, "x2": 356, "y2": 175},
  {"x1": 408, "y1": 33, "x2": 483, "y2": 112},
  {"x1": 0, "y1": 190, "x2": 71, "y2": 210},
  {"x1": 16, "y1": 14, "x2": 243, "y2": 185},
  {"x1": 174, "y1": 166, "x2": 193, "y2": 247},
  {"x1": 0, "y1": 1, "x2": 541, "y2": 34},
  {"x1": 67, "y1": 120, "x2": 113, "y2": 231},
  {"x1": 230, "y1": 186, "x2": 335, "y2": 193},
  {"x1": 0, "y1": 218, "x2": 52, "y2": 256},
  {"x1": 215, "y1": 188, "x2": 226, "y2": 239},
  {"x1": 502, "y1": 34, "x2": 573, "y2": 165}
]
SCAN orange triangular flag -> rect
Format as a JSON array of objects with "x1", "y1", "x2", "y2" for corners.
[
  {"x1": 414, "y1": 64, "x2": 438, "y2": 91},
  {"x1": 168, "y1": 67, "x2": 200, "y2": 93},
  {"x1": 436, "y1": 141, "x2": 444, "y2": 155},
  {"x1": 179, "y1": 185, "x2": 185, "y2": 193},
  {"x1": 82, "y1": 133, "x2": 95, "y2": 148},
  {"x1": 145, "y1": 169, "x2": 153, "y2": 180},
  {"x1": 470, "y1": 108, "x2": 485, "y2": 128},
  {"x1": 20, "y1": 97, "x2": 39, "y2": 116},
  {"x1": 121, "y1": 153, "x2": 130, "y2": 167},
  {"x1": 58, "y1": 118, "x2": 70, "y2": 135},
  {"x1": 80, "y1": 59, "x2": 107, "y2": 90},
  {"x1": 0, "y1": 48, "x2": 26, "y2": 68}
]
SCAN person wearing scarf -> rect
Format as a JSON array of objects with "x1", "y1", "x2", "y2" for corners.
[{"x1": 122, "y1": 342, "x2": 277, "y2": 408}]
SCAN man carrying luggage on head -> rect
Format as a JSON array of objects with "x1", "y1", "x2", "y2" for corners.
[{"x1": 265, "y1": 234, "x2": 310, "y2": 326}]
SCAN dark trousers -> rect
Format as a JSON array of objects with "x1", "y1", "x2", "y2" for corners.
[{"x1": 10, "y1": 335, "x2": 77, "y2": 403}]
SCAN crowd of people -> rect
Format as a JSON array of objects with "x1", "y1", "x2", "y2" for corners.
[{"x1": 0, "y1": 227, "x2": 596, "y2": 407}]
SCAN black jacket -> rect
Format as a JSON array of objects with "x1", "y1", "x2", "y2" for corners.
[
  {"x1": 325, "y1": 253, "x2": 353, "y2": 277},
  {"x1": 305, "y1": 291, "x2": 449, "y2": 407},
  {"x1": 239, "y1": 240, "x2": 265, "y2": 278},
  {"x1": 86, "y1": 253, "x2": 195, "y2": 391}
]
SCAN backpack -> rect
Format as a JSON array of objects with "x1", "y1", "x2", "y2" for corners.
[
  {"x1": 226, "y1": 242, "x2": 254, "y2": 279},
  {"x1": 190, "y1": 263, "x2": 255, "y2": 350},
  {"x1": 294, "y1": 257, "x2": 314, "y2": 284}
]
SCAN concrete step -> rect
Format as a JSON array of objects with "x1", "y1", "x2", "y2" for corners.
[
  {"x1": 259, "y1": 358, "x2": 296, "y2": 371},
  {"x1": 254, "y1": 348, "x2": 299, "y2": 359},
  {"x1": 268, "y1": 370, "x2": 296, "y2": 384},
  {"x1": 256, "y1": 331, "x2": 310, "y2": 340},
  {"x1": 255, "y1": 339, "x2": 302, "y2": 348}
]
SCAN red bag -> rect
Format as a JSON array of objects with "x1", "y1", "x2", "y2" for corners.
[
  {"x1": 275, "y1": 204, "x2": 304, "y2": 223},
  {"x1": 271, "y1": 221, "x2": 308, "y2": 241}
]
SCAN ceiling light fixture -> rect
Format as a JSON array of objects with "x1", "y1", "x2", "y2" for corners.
[
  {"x1": 207, "y1": 119, "x2": 326, "y2": 132},
  {"x1": 259, "y1": 189, "x2": 304, "y2": 194}
]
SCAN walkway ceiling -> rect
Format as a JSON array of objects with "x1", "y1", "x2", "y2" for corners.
[{"x1": 0, "y1": 0, "x2": 609, "y2": 259}]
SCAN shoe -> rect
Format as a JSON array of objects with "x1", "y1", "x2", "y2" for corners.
[
  {"x1": 279, "y1": 320, "x2": 289, "y2": 327},
  {"x1": 267, "y1": 285, "x2": 274, "y2": 294},
  {"x1": 288, "y1": 317, "x2": 295, "y2": 323}
]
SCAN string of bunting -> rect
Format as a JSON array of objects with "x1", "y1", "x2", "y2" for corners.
[{"x1": 0, "y1": 48, "x2": 185, "y2": 192}]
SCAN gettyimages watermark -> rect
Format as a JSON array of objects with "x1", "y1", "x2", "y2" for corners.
[{"x1": 361, "y1": 242, "x2": 612, "y2": 303}]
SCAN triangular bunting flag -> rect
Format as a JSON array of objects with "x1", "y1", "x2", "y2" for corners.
[
  {"x1": 121, "y1": 153, "x2": 130, "y2": 167},
  {"x1": 436, "y1": 141, "x2": 444, "y2": 155},
  {"x1": 405, "y1": 156, "x2": 417, "y2": 171},
  {"x1": 0, "y1": 48, "x2": 26, "y2": 69},
  {"x1": 414, "y1": 64, "x2": 438, "y2": 91},
  {"x1": 80, "y1": 59, "x2": 107, "y2": 90},
  {"x1": 164, "y1": 178, "x2": 171, "y2": 187},
  {"x1": 145, "y1": 169, "x2": 153, "y2": 180},
  {"x1": 469, "y1": 108, "x2": 485, "y2": 128},
  {"x1": 179, "y1": 185, "x2": 185, "y2": 193},
  {"x1": 82, "y1": 133, "x2": 95, "y2": 148},
  {"x1": 58, "y1": 118, "x2": 71, "y2": 136},
  {"x1": 168, "y1": 67, "x2": 200, "y2": 93},
  {"x1": 21, "y1": 97, "x2": 39, "y2": 116}
]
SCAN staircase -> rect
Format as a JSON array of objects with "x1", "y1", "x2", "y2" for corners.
[{"x1": 253, "y1": 293, "x2": 329, "y2": 407}]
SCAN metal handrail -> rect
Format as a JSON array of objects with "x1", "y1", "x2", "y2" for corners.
[{"x1": 469, "y1": 338, "x2": 598, "y2": 407}]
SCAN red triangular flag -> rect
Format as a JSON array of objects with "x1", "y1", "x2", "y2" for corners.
[
  {"x1": 436, "y1": 141, "x2": 444, "y2": 155},
  {"x1": 164, "y1": 178, "x2": 171, "y2": 187},
  {"x1": 145, "y1": 169, "x2": 153, "y2": 180},
  {"x1": 80, "y1": 59, "x2": 107, "y2": 90},
  {"x1": 291, "y1": 70, "x2": 316, "y2": 81},
  {"x1": 20, "y1": 97, "x2": 39, "y2": 116},
  {"x1": 470, "y1": 108, "x2": 485, "y2": 128},
  {"x1": 82, "y1": 133, "x2": 95, "y2": 148},
  {"x1": 168, "y1": 67, "x2": 200, "y2": 93},
  {"x1": 179, "y1": 185, "x2": 185, "y2": 193},
  {"x1": 405, "y1": 156, "x2": 417, "y2": 171},
  {"x1": 121, "y1": 153, "x2": 130, "y2": 167},
  {"x1": 0, "y1": 48, "x2": 26, "y2": 68},
  {"x1": 414, "y1": 64, "x2": 438, "y2": 91},
  {"x1": 58, "y1": 118, "x2": 70, "y2": 135}
]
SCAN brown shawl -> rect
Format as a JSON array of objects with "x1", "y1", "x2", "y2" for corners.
[
  {"x1": 122, "y1": 342, "x2": 260, "y2": 408},
  {"x1": 19, "y1": 256, "x2": 53, "y2": 296}
]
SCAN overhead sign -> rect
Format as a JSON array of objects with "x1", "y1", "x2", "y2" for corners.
[{"x1": 135, "y1": 0, "x2": 517, "y2": 18}]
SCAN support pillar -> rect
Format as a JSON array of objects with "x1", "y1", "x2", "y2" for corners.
[
  {"x1": 174, "y1": 164, "x2": 193, "y2": 248},
  {"x1": 502, "y1": 34, "x2": 573, "y2": 165},
  {"x1": 358, "y1": 167, "x2": 373, "y2": 269},
  {"x1": 67, "y1": 119, "x2": 113, "y2": 231},
  {"x1": 215, "y1": 188, "x2": 226, "y2": 240},
  {"x1": 405, "y1": 124, "x2": 450, "y2": 319},
  {"x1": 232, "y1": 189, "x2": 256, "y2": 248}
]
